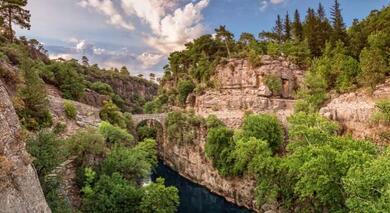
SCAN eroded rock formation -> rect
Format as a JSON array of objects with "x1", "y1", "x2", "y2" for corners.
[
  {"x1": 159, "y1": 127, "x2": 259, "y2": 211},
  {"x1": 0, "y1": 79, "x2": 51, "y2": 213},
  {"x1": 193, "y1": 56, "x2": 304, "y2": 127},
  {"x1": 320, "y1": 80, "x2": 390, "y2": 143}
]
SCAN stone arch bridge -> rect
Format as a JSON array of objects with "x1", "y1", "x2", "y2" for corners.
[{"x1": 132, "y1": 113, "x2": 167, "y2": 129}]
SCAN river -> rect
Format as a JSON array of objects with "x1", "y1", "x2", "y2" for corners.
[{"x1": 151, "y1": 161, "x2": 251, "y2": 213}]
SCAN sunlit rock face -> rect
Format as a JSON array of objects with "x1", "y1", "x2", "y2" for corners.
[
  {"x1": 193, "y1": 56, "x2": 305, "y2": 128},
  {"x1": 159, "y1": 127, "x2": 259, "y2": 211},
  {"x1": 0, "y1": 79, "x2": 51, "y2": 213},
  {"x1": 320, "y1": 80, "x2": 390, "y2": 143}
]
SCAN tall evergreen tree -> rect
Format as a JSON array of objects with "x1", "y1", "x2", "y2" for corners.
[
  {"x1": 330, "y1": 0, "x2": 348, "y2": 44},
  {"x1": 304, "y1": 8, "x2": 321, "y2": 56},
  {"x1": 215, "y1": 25, "x2": 234, "y2": 58},
  {"x1": 273, "y1": 15, "x2": 284, "y2": 43},
  {"x1": 284, "y1": 12, "x2": 291, "y2": 41},
  {"x1": 0, "y1": 0, "x2": 31, "y2": 42},
  {"x1": 292, "y1": 9, "x2": 304, "y2": 41},
  {"x1": 316, "y1": 3, "x2": 332, "y2": 50}
]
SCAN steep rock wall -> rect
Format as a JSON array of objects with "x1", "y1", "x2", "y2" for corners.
[
  {"x1": 193, "y1": 57, "x2": 304, "y2": 127},
  {"x1": 159, "y1": 127, "x2": 259, "y2": 211},
  {"x1": 0, "y1": 80, "x2": 51, "y2": 213},
  {"x1": 320, "y1": 81, "x2": 390, "y2": 143}
]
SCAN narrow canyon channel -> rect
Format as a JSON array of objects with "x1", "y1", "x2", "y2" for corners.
[{"x1": 152, "y1": 161, "x2": 251, "y2": 213}]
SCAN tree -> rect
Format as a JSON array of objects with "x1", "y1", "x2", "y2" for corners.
[
  {"x1": 215, "y1": 25, "x2": 234, "y2": 58},
  {"x1": 140, "y1": 178, "x2": 179, "y2": 213},
  {"x1": 273, "y1": 15, "x2": 284, "y2": 43},
  {"x1": 344, "y1": 149, "x2": 390, "y2": 212},
  {"x1": 241, "y1": 114, "x2": 284, "y2": 152},
  {"x1": 205, "y1": 126, "x2": 235, "y2": 176},
  {"x1": 81, "y1": 56, "x2": 89, "y2": 67},
  {"x1": 149, "y1": 73, "x2": 156, "y2": 81},
  {"x1": 120, "y1": 66, "x2": 129, "y2": 76},
  {"x1": 284, "y1": 12, "x2": 291, "y2": 41},
  {"x1": 330, "y1": 0, "x2": 348, "y2": 44},
  {"x1": 292, "y1": 10, "x2": 304, "y2": 41},
  {"x1": 0, "y1": 0, "x2": 30, "y2": 42},
  {"x1": 177, "y1": 79, "x2": 195, "y2": 105},
  {"x1": 239, "y1": 32, "x2": 256, "y2": 46}
]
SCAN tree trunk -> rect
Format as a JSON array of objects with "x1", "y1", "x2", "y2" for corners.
[{"x1": 8, "y1": 7, "x2": 12, "y2": 42}]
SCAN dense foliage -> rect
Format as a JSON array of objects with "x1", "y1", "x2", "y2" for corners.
[{"x1": 166, "y1": 111, "x2": 204, "y2": 145}]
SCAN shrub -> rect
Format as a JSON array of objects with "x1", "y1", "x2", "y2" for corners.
[
  {"x1": 264, "y1": 74, "x2": 282, "y2": 96},
  {"x1": 205, "y1": 127, "x2": 235, "y2": 176},
  {"x1": 137, "y1": 125, "x2": 157, "y2": 141},
  {"x1": 90, "y1": 81, "x2": 113, "y2": 95},
  {"x1": 17, "y1": 64, "x2": 52, "y2": 130},
  {"x1": 248, "y1": 49, "x2": 262, "y2": 67},
  {"x1": 371, "y1": 100, "x2": 390, "y2": 126},
  {"x1": 101, "y1": 139, "x2": 157, "y2": 181},
  {"x1": 99, "y1": 121, "x2": 134, "y2": 146},
  {"x1": 27, "y1": 130, "x2": 65, "y2": 177},
  {"x1": 241, "y1": 114, "x2": 284, "y2": 152},
  {"x1": 99, "y1": 100, "x2": 126, "y2": 128},
  {"x1": 177, "y1": 80, "x2": 195, "y2": 105},
  {"x1": 53, "y1": 122, "x2": 67, "y2": 134},
  {"x1": 82, "y1": 172, "x2": 143, "y2": 213},
  {"x1": 140, "y1": 178, "x2": 179, "y2": 213},
  {"x1": 166, "y1": 111, "x2": 204, "y2": 145},
  {"x1": 66, "y1": 128, "x2": 107, "y2": 166},
  {"x1": 206, "y1": 115, "x2": 225, "y2": 129},
  {"x1": 64, "y1": 100, "x2": 77, "y2": 120}
]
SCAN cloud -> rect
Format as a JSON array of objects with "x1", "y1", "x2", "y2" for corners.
[
  {"x1": 79, "y1": 0, "x2": 210, "y2": 55},
  {"x1": 259, "y1": 0, "x2": 285, "y2": 11},
  {"x1": 79, "y1": 0, "x2": 134, "y2": 30},
  {"x1": 137, "y1": 52, "x2": 164, "y2": 68}
]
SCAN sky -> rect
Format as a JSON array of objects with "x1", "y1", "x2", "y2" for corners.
[{"x1": 16, "y1": 0, "x2": 389, "y2": 76}]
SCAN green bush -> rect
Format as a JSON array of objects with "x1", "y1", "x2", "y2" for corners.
[
  {"x1": 101, "y1": 139, "x2": 157, "y2": 181},
  {"x1": 99, "y1": 121, "x2": 134, "y2": 146},
  {"x1": 27, "y1": 130, "x2": 65, "y2": 177},
  {"x1": 140, "y1": 178, "x2": 179, "y2": 213},
  {"x1": 136, "y1": 124, "x2": 157, "y2": 141},
  {"x1": 205, "y1": 127, "x2": 235, "y2": 176},
  {"x1": 264, "y1": 74, "x2": 282, "y2": 96},
  {"x1": 206, "y1": 115, "x2": 225, "y2": 129},
  {"x1": 66, "y1": 128, "x2": 107, "y2": 166},
  {"x1": 166, "y1": 111, "x2": 204, "y2": 145},
  {"x1": 372, "y1": 100, "x2": 390, "y2": 126},
  {"x1": 241, "y1": 114, "x2": 284, "y2": 152},
  {"x1": 82, "y1": 172, "x2": 143, "y2": 213},
  {"x1": 64, "y1": 100, "x2": 77, "y2": 120},
  {"x1": 90, "y1": 81, "x2": 114, "y2": 95},
  {"x1": 99, "y1": 100, "x2": 127, "y2": 128},
  {"x1": 17, "y1": 64, "x2": 52, "y2": 130},
  {"x1": 177, "y1": 80, "x2": 195, "y2": 105}
]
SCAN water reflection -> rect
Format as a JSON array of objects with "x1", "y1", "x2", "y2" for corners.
[{"x1": 151, "y1": 161, "x2": 251, "y2": 213}]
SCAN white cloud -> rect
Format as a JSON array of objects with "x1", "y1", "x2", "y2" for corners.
[
  {"x1": 49, "y1": 53, "x2": 74, "y2": 60},
  {"x1": 259, "y1": 0, "x2": 285, "y2": 11},
  {"x1": 137, "y1": 52, "x2": 164, "y2": 68},
  {"x1": 79, "y1": 0, "x2": 210, "y2": 55},
  {"x1": 270, "y1": 0, "x2": 284, "y2": 4},
  {"x1": 79, "y1": 0, "x2": 134, "y2": 30}
]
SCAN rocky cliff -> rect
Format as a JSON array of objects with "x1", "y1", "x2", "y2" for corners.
[
  {"x1": 193, "y1": 56, "x2": 304, "y2": 127},
  {"x1": 159, "y1": 127, "x2": 259, "y2": 211},
  {"x1": 320, "y1": 80, "x2": 390, "y2": 143},
  {"x1": 87, "y1": 73, "x2": 158, "y2": 111},
  {"x1": 0, "y1": 79, "x2": 51, "y2": 213}
]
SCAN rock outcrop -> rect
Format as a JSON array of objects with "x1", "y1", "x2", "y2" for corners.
[
  {"x1": 0, "y1": 79, "x2": 51, "y2": 213},
  {"x1": 87, "y1": 73, "x2": 158, "y2": 111},
  {"x1": 159, "y1": 127, "x2": 259, "y2": 211},
  {"x1": 320, "y1": 81, "x2": 390, "y2": 143},
  {"x1": 193, "y1": 57, "x2": 304, "y2": 127}
]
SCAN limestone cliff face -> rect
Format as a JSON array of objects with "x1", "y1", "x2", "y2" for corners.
[
  {"x1": 320, "y1": 80, "x2": 390, "y2": 143},
  {"x1": 0, "y1": 80, "x2": 51, "y2": 213},
  {"x1": 87, "y1": 73, "x2": 158, "y2": 111},
  {"x1": 193, "y1": 56, "x2": 304, "y2": 127},
  {"x1": 159, "y1": 127, "x2": 259, "y2": 211}
]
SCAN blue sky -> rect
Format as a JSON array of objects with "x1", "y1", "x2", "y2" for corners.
[{"x1": 16, "y1": 0, "x2": 389, "y2": 76}]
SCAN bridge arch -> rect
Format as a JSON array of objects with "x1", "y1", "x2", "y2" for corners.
[{"x1": 132, "y1": 113, "x2": 167, "y2": 130}]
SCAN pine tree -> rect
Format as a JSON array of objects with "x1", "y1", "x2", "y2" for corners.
[
  {"x1": 316, "y1": 3, "x2": 332, "y2": 51},
  {"x1": 292, "y1": 9, "x2": 304, "y2": 41},
  {"x1": 120, "y1": 66, "x2": 129, "y2": 76},
  {"x1": 330, "y1": 0, "x2": 348, "y2": 44},
  {"x1": 284, "y1": 12, "x2": 291, "y2": 41},
  {"x1": 273, "y1": 15, "x2": 284, "y2": 43},
  {"x1": 0, "y1": 0, "x2": 31, "y2": 42},
  {"x1": 215, "y1": 25, "x2": 234, "y2": 58},
  {"x1": 304, "y1": 8, "x2": 320, "y2": 56}
]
